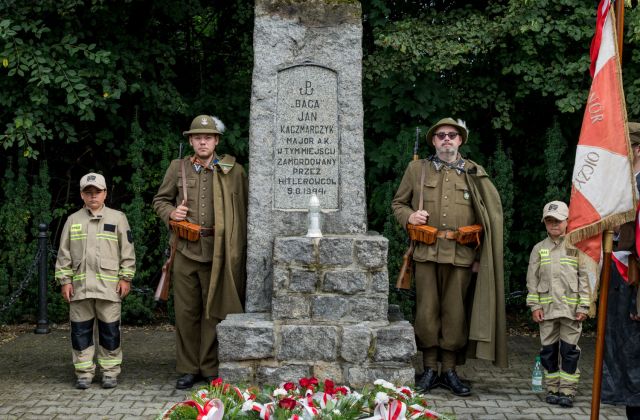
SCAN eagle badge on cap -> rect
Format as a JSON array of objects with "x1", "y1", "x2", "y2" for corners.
[
  {"x1": 200, "y1": 117, "x2": 209, "y2": 126},
  {"x1": 88, "y1": 175, "x2": 96, "y2": 181},
  {"x1": 548, "y1": 204, "x2": 558, "y2": 211}
]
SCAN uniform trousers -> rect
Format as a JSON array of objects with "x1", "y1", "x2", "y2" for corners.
[
  {"x1": 414, "y1": 261, "x2": 472, "y2": 370},
  {"x1": 539, "y1": 317, "x2": 582, "y2": 396},
  {"x1": 173, "y1": 251, "x2": 220, "y2": 377},
  {"x1": 69, "y1": 298, "x2": 122, "y2": 380}
]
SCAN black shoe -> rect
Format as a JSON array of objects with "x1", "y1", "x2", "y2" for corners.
[
  {"x1": 176, "y1": 373, "x2": 200, "y2": 389},
  {"x1": 439, "y1": 369, "x2": 471, "y2": 396},
  {"x1": 545, "y1": 391, "x2": 560, "y2": 405},
  {"x1": 558, "y1": 394, "x2": 574, "y2": 408},
  {"x1": 415, "y1": 368, "x2": 439, "y2": 392}
]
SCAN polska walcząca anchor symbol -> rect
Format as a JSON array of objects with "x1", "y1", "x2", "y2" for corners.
[{"x1": 299, "y1": 81, "x2": 314, "y2": 96}]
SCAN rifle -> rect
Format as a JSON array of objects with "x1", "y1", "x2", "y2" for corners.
[
  {"x1": 155, "y1": 142, "x2": 185, "y2": 302},
  {"x1": 395, "y1": 127, "x2": 421, "y2": 291}
]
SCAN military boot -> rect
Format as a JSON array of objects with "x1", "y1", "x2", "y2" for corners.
[
  {"x1": 439, "y1": 369, "x2": 471, "y2": 396},
  {"x1": 415, "y1": 368, "x2": 439, "y2": 392}
]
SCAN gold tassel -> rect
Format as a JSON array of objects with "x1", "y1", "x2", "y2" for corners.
[{"x1": 566, "y1": 209, "x2": 636, "y2": 245}]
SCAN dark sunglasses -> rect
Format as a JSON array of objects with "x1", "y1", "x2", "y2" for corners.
[{"x1": 434, "y1": 132, "x2": 459, "y2": 140}]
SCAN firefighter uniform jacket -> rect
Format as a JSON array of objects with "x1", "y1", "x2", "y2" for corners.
[
  {"x1": 526, "y1": 236, "x2": 590, "y2": 318},
  {"x1": 55, "y1": 206, "x2": 136, "y2": 302}
]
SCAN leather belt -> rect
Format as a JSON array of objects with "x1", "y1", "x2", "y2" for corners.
[
  {"x1": 436, "y1": 230, "x2": 458, "y2": 240},
  {"x1": 200, "y1": 228, "x2": 215, "y2": 237}
]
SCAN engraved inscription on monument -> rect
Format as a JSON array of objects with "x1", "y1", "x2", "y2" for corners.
[{"x1": 275, "y1": 64, "x2": 339, "y2": 210}]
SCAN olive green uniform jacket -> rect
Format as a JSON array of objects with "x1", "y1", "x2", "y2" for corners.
[
  {"x1": 392, "y1": 158, "x2": 508, "y2": 368},
  {"x1": 55, "y1": 206, "x2": 136, "y2": 302},
  {"x1": 153, "y1": 155, "x2": 248, "y2": 319}
]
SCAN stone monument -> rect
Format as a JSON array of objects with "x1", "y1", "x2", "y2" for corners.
[{"x1": 217, "y1": 0, "x2": 416, "y2": 387}]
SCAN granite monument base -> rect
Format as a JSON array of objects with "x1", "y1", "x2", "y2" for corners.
[{"x1": 217, "y1": 234, "x2": 416, "y2": 387}]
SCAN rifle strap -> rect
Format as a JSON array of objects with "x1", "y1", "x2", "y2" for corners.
[
  {"x1": 181, "y1": 159, "x2": 188, "y2": 203},
  {"x1": 419, "y1": 159, "x2": 426, "y2": 212},
  {"x1": 407, "y1": 159, "x2": 427, "y2": 254}
]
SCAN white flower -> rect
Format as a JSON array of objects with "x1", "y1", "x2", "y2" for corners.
[
  {"x1": 374, "y1": 391, "x2": 389, "y2": 405},
  {"x1": 351, "y1": 391, "x2": 363, "y2": 401},
  {"x1": 333, "y1": 409, "x2": 341, "y2": 415},
  {"x1": 374, "y1": 379, "x2": 395, "y2": 390},
  {"x1": 196, "y1": 389, "x2": 209, "y2": 399},
  {"x1": 273, "y1": 387, "x2": 288, "y2": 397},
  {"x1": 241, "y1": 400, "x2": 256, "y2": 412}
]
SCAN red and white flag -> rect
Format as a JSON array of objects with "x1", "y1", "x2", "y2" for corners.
[{"x1": 567, "y1": 0, "x2": 636, "y2": 286}]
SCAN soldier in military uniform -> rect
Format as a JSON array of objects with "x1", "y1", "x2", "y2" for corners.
[
  {"x1": 153, "y1": 115, "x2": 247, "y2": 390},
  {"x1": 392, "y1": 117, "x2": 507, "y2": 396},
  {"x1": 55, "y1": 173, "x2": 136, "y2": 389}
]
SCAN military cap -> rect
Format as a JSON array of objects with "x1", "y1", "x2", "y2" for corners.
[
  {"x1": 426, "y1": 117, "x2": 469, "y2": 145},
  {"x1": 183, "y1": 115, "x2": 223, "y2": 136},
  {"x1": 80, "y1": 173, "x2": 107, "y2": 190},
  {"x1": 629, "y1": 122, "x2": 640, "y2": 145}
]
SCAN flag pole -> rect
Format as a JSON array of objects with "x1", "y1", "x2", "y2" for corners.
[
  {"x1": 591, "y1": 230, "x2": 614, "y2": 420},
  {"x1": 591, "y1": 4, "x2": 625, "y2": 419},
  {"x1": 616, "y1": 0, "x2": 625, "y2": 58}
]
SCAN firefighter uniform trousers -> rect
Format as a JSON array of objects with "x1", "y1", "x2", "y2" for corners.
[
  {"x1": 539, "y1": 318, "x2": 582, "y2": 396},
  {"x1": 70, "y1": 299, "x2": 122, "y2": 380}
]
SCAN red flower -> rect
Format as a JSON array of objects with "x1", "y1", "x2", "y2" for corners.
[
  {"x1": 324, "y1": 379, "x2": 335, "y2": 395},
  {"x1": 210, "y1": 377, "x2": 223, "y2": 387},
  {"x1": 335, "y1": 386, "x2": 348, "y2": 395},
  {"x1": 299, "y1": 377, "x2": 319, "y2": 389},
  {"x1": 283, "y1": 382, "x2": 296, "y2": 391},
  {"x1": 278, "y1": 397, "x2": 298, "y2": 410}
]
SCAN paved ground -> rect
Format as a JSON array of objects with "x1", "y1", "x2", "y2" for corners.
[{"x1": 0, "y1": 325, "x2": 628, "y2": 419}]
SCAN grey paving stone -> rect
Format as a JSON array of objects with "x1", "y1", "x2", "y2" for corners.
[{"x1": 0, "y1": 326, "x2": 628, "y2": 419}]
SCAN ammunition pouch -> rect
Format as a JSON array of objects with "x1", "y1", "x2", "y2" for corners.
[
  {"x1": 169, "y1": 220, "x2": 211, "y2": 242},
  {"x1": 407, "y1": 223, "x2": 483, "y2": 248},
  {"x1": 456, "y1": 224, "x2": 483, "y2": 247},
  {"x1": 407, "y1": 224, "x2": 438, "y2": 245}
]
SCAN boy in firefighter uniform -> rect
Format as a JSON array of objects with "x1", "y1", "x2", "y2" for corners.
[
  {"x1": 526, "y1": 200, "x2": 590, "y2": 408},
  {"x1": 55, "y1": 173, "x2": 136, "y2": 389}
]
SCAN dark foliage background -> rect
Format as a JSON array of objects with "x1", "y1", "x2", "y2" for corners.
[{"x1": 1, "y1": 0, "x2": 639, "y2": 324}]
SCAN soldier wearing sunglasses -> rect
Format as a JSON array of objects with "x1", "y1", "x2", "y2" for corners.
[{"x1": 392, "y1": 117, "x2": 507, "y2": 396}]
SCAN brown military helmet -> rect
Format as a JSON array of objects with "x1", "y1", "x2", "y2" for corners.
[
  {"x1": 182, "y1": 115, "x2": 223, "y2": 136},
  {"x1": 426, "y1": 117, "x2": 469, "y2": 145}
]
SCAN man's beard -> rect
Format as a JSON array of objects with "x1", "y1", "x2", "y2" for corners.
[{"x1": 437, "y1": 148, "x2": 458, "y2": 162}]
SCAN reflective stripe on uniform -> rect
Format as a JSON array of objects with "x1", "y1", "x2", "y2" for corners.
[
  {"x1": 96, "y1": 273, "x2": 119, "y2": 282},
  {"x1": 527, "y1": 293, "x2": 540, "y2": 304},
  {"x1": 545, "y1": 371, "x2": 560, "y2": 380},
  {"x1": 73, "y1": 273, "x2": 87, "y2": 282},
  {"x1": 98, "y1": 358, "x2": 122, "y2": 367},
  {"x1": 55, "y1": 269, "x2": 73, "y2": 279},
  {"x1": 74, "y1": 360, "x2": 94, "y2": 369},
  {"x1": 562, "y1": 296, "x2": 579, "y2": 306},
  {"x1": 96, "y1": 233, "x2": 118, "y2": 242},
  {"x1": 560, "y1": 257, "x2": 578, "y2": 267},
  {"x1": 559, "y1": 370, "x2": 580, "y2": 383}
]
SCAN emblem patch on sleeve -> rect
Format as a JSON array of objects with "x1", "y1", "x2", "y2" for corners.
[
  {"x1": 127, "y1": 230, "x2": 133, "y2": 243},
  {"x1": 104, "y1": 224, "x2": 116, "y2": 232}
]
